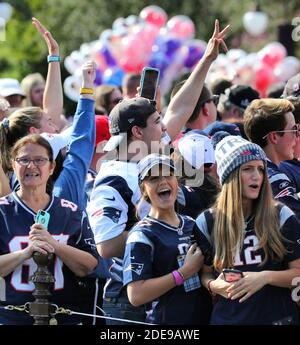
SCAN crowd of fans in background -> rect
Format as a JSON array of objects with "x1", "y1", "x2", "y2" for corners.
[{"x1": 0, "y1": 17, "x2": 300, "y2": 326}]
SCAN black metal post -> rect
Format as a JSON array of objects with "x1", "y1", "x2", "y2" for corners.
[{"x1": 29, "y1": 252, "x2": 55, "y2": 325}]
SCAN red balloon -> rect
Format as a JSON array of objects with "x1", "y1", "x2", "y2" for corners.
[
  {"x1": 254, "y1": 63, "x2": 274, "y2": 97},
  {"x1": 258, "y1": 42, "x2": 286, "y2": 68},
  {"x1": 167, "y1": 15, "x2": 195, "y2": 39},
  {"x1": 140, "y1": 6, "x2": 167, "y2": 28}
]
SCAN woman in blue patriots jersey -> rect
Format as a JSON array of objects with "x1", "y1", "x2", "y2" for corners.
[
  {"x1": 196, "y1": 134, "x2": 300, "y2": 325},
  {"x1": 123, "y1": 154, "x2": 212, "y2": 325},
  {"x1": 0, "y1": 134, "x2": 98, "y2": 324}
]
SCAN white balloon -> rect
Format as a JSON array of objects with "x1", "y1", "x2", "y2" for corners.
[
  {"x1": 99, "y1": 29, "x2": 113, "y2": 43},
  {"x1": 64, "y1": 56, "x2": 76, "y2": 75},
  {"x1": 112, "y1": 17, "x2": 126, "y2": 30},
  {"x1": 0, "y1": 3, "x2": 13, "y2": 21},
  {"x1": 63, "y1": 76, "x2": 81, "y2": 102},
  {"x1": 274, "y1": 56, "x2": 300, "y2": 82},
  {"x1": 126, "y1": 15, "x2": 139, "y2": 27},
  {"x1": 227, "y1": 49, "x2": 247, "y2": 62},
  {"x1": 243, "y1": 11, "x2": 268, "y2": 36}
]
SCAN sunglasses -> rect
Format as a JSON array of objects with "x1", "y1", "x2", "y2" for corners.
[
  {"x1": 262, "y1": 124, "x2": 300, "y2": 140},
  {"x1": 203, "y1": 95, "x2": 219, "y2": 107}
]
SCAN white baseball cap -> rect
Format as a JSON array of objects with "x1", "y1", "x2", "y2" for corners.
[
  {"x1": 178, "y1": 130, "x2": 215, "y2": 169},
  {"x1": 41, "y1": 126, "x2": 73, "y2": 159},
  {"x1": 0, "y1": 78, "x2": 25, "y2": 98}
]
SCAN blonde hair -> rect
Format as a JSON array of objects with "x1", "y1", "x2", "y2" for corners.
[
  {"x1": 0, "y1": 107, "x2": 42, "y2": 173},
  {"x1": 21, "y1": 73, "x2": 45, "y2": 107},
  {"x1": 212, "y1": 166, "x2": 287, "y2": 272},
  {"x1": 0, "y1": 98, "x2": 10, "y2": 120},
  {"x1": 244, "y1": 98, "x2": 295, "y2": 148}
]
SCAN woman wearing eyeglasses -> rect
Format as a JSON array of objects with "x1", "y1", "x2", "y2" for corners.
[{"x1": 0, "y1": 134, "x2": 98, "y2": 324}]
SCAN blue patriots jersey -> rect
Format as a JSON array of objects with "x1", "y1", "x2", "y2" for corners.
[
  {"x1": 85, "y1": 168, "x2": 97, "y2": 202},
  {"x1": 280, "y1": 159, "x2": 300, "y2": 193},
  {"x1": 84, "y1": 168, "x2": 112, "y2": 280},
  {"x1": 0, "y1": 192, "x2": 98, "y2": 325},
  {"x1": 87, "y1": 161, "x2": 141, "y2": 298},
  {"x1": 196, "y1": 204, "x2": 300, "y2": 325},
  {"x1": 123, "y1": 214, "x2": 212, "y2": 325},
  {"x1": 177, "y1": 185, "x2": 212, "y2": 219},
  {"x1": 267, "y1": 160, "x2": 300, "y2": 218}
]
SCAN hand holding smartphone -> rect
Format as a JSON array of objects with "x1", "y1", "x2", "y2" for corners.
[
  {"x1": 223, "y1": 268, "x2": 244, "y2": 282},
  {"x1": 140, "y1": 67, "x2": 160, "y2": 101},
  {"x1": 35, "y1": 210, "x2": 50, "y2": 230}
]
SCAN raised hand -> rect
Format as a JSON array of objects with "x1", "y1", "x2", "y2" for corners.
[
  {"x1": 32, "y1": 17, "x2": 59, "y2": 56},
  {"x1": 204, "y1": 19, "x2": 230, "y2": 62},
  {"x1": 81, "y1": 60, "x2": 97, "y2": 89}
]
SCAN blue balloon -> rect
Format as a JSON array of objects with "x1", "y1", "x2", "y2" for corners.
[
  {"x1": 149, "y1": 51, "x2": 168, "y2": 72},
  {"x1": 184, "y1": 41, "x2": 206, "y2": 68},
  {"x1": 165, "y1": 38, "x2": 181, "y2": 58},
  {"x1": 100, "y1": 45, "x2": 117, "y2": 67},
  {"x1": 103, "y1": 67, "x2": 125, "y2": 86},
  {"x1": 94, "y1": 69, "x2": 103, "y2": 86}
]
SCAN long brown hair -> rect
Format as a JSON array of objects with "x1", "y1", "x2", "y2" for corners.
[
  {"x1": 0, "y1": 107, "x2": 43, "y2": 173},
  {"x1": 212, "y1": 165, "x2": 287, "y2": 272}
]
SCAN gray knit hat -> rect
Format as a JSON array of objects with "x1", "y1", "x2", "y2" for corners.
[{"x1": 215, "y1": 135, "x2": 266, "y2": 184}]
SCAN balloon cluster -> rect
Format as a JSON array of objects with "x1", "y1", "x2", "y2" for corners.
[
  {"x1": 63, "y1": 5, "x2": 206, "y2": 101},
  {"x1": 207, "y1": 42, "x2": 300, "y2": 97}
]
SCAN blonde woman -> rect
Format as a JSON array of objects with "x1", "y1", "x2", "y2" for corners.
[
  {"x1": 196, "y1": 134, "x2": 300, "y2": 324},
  {"x1": 21, "y1": 73, "x2": 45, "y2": 108}
]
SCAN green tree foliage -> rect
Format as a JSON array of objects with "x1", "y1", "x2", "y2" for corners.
[{"x1": 0, "y1": 0, "x2": 299, "y2": 112}]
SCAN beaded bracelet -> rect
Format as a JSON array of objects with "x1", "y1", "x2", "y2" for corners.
[{"x1": 47, "y1": 55, "x2": 60, "y2": 63}]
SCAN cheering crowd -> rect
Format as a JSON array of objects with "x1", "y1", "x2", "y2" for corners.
[{"x1": 0, "y1": 17, "x2": 300, "y2": 325}]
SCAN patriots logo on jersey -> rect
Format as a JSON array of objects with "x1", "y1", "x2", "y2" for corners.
[
  {"x1": 275, "y1": 187, "x2": 296, "y2": 199},
  {"x1": 92, "y1": 207, "x2": 122, "y2": 223},
  {"x1": 240, "y1": 148, "x2": 260, "y2": 157},
  {"x1": 124, "y1": 263, "x2": 144, "y2": 275},
  {"x1": 279, "y1": 181, "x2": 289, "y2": 189}
]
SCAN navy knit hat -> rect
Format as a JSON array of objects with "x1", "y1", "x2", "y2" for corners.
[
  {"x1": 203, "y1": 121, "x2": 241, "y2": 137},
  {"x1": 215, "y1": 135, "x2": 267, "y2": 184}
]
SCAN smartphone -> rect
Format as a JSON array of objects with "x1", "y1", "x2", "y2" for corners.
[
  {"x1": 140, "y1": 67, "x2": 160, "y2": 100},
  {"x1": 223, "y1": 268, "x2": 244, "y2": 282},
  {"x1": 35, "y1": 210, "x2": 50, "y2": 230}
]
